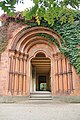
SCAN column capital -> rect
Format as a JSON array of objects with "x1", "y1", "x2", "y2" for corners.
[
  {"x1": 9, "y1": 50, "x2": 15, "y2": 57},
  {"x1": 53, "y1": 52, "x2": 64, "y2": 60}
]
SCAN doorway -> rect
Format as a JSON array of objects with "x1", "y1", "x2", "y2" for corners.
[
  {"x1": 30, "y1": 52, "x2": 51, "y2": 92},
  {"x1": 38, "y1": 76, "x2": 46, "y2": 91}
]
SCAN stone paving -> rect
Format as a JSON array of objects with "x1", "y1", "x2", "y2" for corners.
[{"x1": 0, "y1": 100, "x2": 80, "y2": 120}]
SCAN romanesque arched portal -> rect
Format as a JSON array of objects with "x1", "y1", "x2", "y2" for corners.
[{"x1": 7, "y1": 26, "x2": 76, "y2": 96}]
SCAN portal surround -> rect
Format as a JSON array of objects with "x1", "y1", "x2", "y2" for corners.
[{"x1": 2, "y1": 26, "x2": 77, "y2": 96}]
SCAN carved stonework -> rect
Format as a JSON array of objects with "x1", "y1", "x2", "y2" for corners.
[{"x1": 0, "y1": 25, "x2": 80, "y2": 96}]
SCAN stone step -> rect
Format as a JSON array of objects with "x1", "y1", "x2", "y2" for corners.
[
  {"x1": 30, "y1": 94, "x2": 52, "y2": 98},
  {"x1": 30, "y1": 91, "x2": 51, "y2": 94},
  {"x1": 30, "y1": 91, "x2": 52, "y2": 100},
  {"x1": 29, "y1": 98, "x2": 52, "y2": 100}
]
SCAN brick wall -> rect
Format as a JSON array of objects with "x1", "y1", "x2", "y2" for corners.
[
  {"x1": 0, "y1": 21, "x2": 80, "y2": 96},
  {"x1": 0, "y1": 22, "x2": 24, "y2": 95}
]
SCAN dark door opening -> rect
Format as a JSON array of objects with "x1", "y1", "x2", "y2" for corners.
[{"x1": 38, "y1": 76, "x2": 47, "y2": 91}]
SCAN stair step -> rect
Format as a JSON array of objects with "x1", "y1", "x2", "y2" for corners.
[
  {"x1": 29, "y1": 98, "x2": 52, "y2": 100},
  {"x1": 30, "y1": 91, "x2": 52, "y2": 100},
  {"x1": 30, "y1": 95, "x2": 52, "y2": 98},
  {"x1": 31, "y1": 91, "x2": 51, "y2": 93},
  {"x1": 30, "y1": 91, "x2": 51, "y2": 94}
]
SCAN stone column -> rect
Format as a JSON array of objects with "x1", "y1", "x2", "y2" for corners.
[
  {"x1": 18, "y1": 53, "x2": 23, "y2": 95},
  {"x1": 33, "y1": 67, "x2": 36, "y2": 92},
  {"x1": 51, "y1": 56, "x2": 54, "y2": 95},
  {"x1": 27, "y1": 54, "x2": 30, "y2": 96},
  {"x1": 14, "y1": 52, "x2": 19, "y2": 95},
  {"x1": 23, "y1": 54, "x2": 27, "y2": 95},
  {"x1": 62, "y1": 58, "x2": 67, "y2": 94},
  {"x1": 6, "y1": 50, "x2": 15, "y2": 95},
  {"x1": 54, "y1": 54, "x2": 58, "y2": 94}
]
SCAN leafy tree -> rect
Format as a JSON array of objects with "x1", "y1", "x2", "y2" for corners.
[
  {"x1": 0, "y1": 0, "x2": 23, "y2": 15},
  {"x1": 23, "y1": 0, "x2": 80, "y2": 25},
  {"x1": 0, "y1": 0, "x2": 80, "y2": 24}
]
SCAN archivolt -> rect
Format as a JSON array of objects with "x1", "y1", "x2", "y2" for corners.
[
  {"x1": 11, "y1": 26, "x2": 63, "y2": 52},
  {"x1": 22, "y1": 36, "x2": 55, "y2": 53}
]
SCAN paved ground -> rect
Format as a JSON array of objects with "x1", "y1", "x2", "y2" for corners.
[{"x1": 0, "y1": 100, "x2": 80, "y2": 120}]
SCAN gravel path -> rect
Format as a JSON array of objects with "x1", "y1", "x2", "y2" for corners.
[{"x1": 0, "y1": 101, "x2": 80, "y2": 120}]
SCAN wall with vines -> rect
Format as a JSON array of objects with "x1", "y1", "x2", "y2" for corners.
[
  {"x1": 25, "y1": 12, "x2": 80, "y2": 76},
  {"x1": 0, "y1": 11, "x2": 80, "y2": 76}
]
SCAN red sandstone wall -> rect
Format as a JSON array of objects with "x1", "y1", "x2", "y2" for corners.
[
  {"x1": 0, "y1": 22, "x2": 80, "y2": 96},
  {"x1": 0, "y1": 52, "x2": 9, "y2": 95},
  {"x1": 0, "y1": 22, "x2": 26, "y2": 95}
]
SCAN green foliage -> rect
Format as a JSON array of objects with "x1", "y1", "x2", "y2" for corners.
[
  {"x1": 24, "y1": 11, "x2": 80, "y2": 76},
  {"x1": 0, "y1": 0, "x2": 16, "y2": 15},
  {"x1": 0, "y1": 0, "x2": 23, "y2": 15},
  {"x1": 22, "y1": 5, "x2": 38, "y2": 20},
  {"x1": 22, "y1": 0, "x2": 80, "y2": 25},
  {"x1": 0, "y1": 24, "x2": 8, "y2": 55},
  {"x1": 57, "y1": 22, "x2": 80, "y2": 76},
  {"x1": 37, "y1": 33, "x2": 60, "y2": 47},
  {"x1": 0, "y1": 0, "x2": 80, "y2": 24}
]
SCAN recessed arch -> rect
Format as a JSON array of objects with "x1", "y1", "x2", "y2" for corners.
[
  {"x1": 35, "y1": 52, "x2": 46, "y2": 57},
  {"x1": 11, "y1": 26, "x2": 63, "y2": 51},
  {"x1": 8, "y1": 25, "x2": 75, "y2": 96},
  {"x1": 26, "y1": 40, "x2": 53, "y2": 53},
  {"x1": 19, "y1": 36, "x2": 55, "y2": 53},
  {"x1": 29, "y1": 48, "x2": 52, "y2": 61}
]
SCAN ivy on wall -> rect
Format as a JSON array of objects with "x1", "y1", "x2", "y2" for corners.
[
  {"x1": 44, "y1": 23, "x2": 80, "y2": 76},
  {"x1": 56, "y1": 23, "x2": 80, "y2": 75},
  {"x1": 0, "y1": 11, "x2": 80, "y2": 76},
  {"x1": 25, "y1": 12, "x2": 80, "y2": 76},
  {"x1": 0, "y1": 23, "x2": 8, "y2": 56},
  {"x1": 37, "y1": 33, "x2": 60, "y2": 47}
]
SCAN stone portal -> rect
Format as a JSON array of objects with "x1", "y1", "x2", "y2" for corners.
[
  {"x1": 30, "y1": 52, "x2": 51, "y2": 92},
  {"x1": 0, "y1": 25, "x2": 80, "y2": 96}
]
